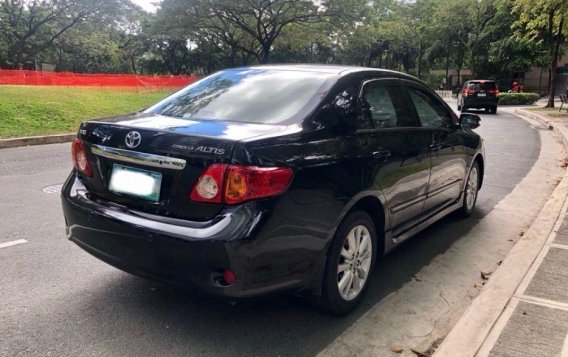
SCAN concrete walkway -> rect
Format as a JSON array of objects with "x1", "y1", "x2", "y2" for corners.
[{"x1": 435, "y1": 108, "x2": 568, "y2": 357}]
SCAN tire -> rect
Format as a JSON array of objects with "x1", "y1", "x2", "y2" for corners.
[
  {"x1": 314, "y1": 211, "x2": 378, "y2": 315},
  {"x1": 485, "y1": 107, "x2": 490, "y2": 113},
  {"x1": 458, "y1": 161, "x2": 480, "y2": 217},
  {"x1": 492, "y1": 106, "x2": 498, "y2": 114},
  {"x1": 457, "y1": 102, "x2": 462, "y2": 111}
]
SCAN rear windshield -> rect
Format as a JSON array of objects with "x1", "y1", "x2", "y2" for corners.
[
  {"x1": 145, "y1": 69, "x2": 336, "y2": 124},
  {"x1": 466, "y1": 82, "x2": 496, "y2": 90}
]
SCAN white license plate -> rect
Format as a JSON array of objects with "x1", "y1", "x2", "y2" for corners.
[
  {"x1": 478, "y1": 93, "x2": 486, "y2": 97},
  {"x1": 109, "y1": 164, "x2": 162, "y2": 201}
]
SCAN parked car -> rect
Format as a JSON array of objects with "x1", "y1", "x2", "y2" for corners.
[
  {"x1": 62, "y1": 65, "x2": 485, "y2": 314},
  {"x1": 457, "y1": 80, "x2": 499, "y2": 114}
]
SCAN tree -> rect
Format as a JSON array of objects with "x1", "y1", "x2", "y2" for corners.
[
  {"x1": 476, "y1": 0, "x2": 543, "y2": 83},
  {"x1": 0, "y1": 0, "x2": 132, "y2": 69},
  {"x1": 513, "y1": 0, "x2": 568, "y2": 107},
  {"x1": 209, "y1": 0, "x2": 319, "y2": 64}
]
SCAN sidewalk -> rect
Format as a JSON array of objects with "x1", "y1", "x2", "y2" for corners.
[
  {"x1": 478, "y1": 206, "x2": 568, "y2": 356},
  {"x1": 435, "y1": 109, "x2": 568, "y2": 357}
]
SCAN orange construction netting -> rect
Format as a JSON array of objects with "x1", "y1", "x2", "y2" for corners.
[{"x1": 0, "y1": 69, "x2": 197, "y2": 88}]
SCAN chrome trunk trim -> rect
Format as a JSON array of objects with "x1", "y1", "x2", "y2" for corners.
[{"x1": 91, "y1": 144, "x2": 186, "y2": 170}]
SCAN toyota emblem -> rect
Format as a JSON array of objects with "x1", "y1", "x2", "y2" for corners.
[{"x1": 125, "y1": 131, "x2": 142, "y2": 149}]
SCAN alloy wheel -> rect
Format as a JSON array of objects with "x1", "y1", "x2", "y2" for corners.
[
  {"x1": 337, "y1": 225, "x2": 373, "y2": 301},
  {"x1": 466, "y1": 166, "x2": 478, "y2": 210}
]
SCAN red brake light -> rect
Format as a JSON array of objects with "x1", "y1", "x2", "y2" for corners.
[
  {"x1": 490, "y1": 88, "x2": 499, "y2": 95},
  {"x1": 190, "y1": 164, "x2": 293, "y2": 204},
  {"x1": 71, "y1": 139, "x2": 92, "y2": 177},
  {"x1": 463, "y1": 89, "x2": 473, "y2": 96}
]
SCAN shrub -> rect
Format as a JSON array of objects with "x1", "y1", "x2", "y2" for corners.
[{"x1": 498, "y1": 92, "x2": 539, "y2": 105}]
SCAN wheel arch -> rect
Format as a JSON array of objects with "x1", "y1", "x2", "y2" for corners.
[
  {"x1": 473, "y1": 153, "x2": 484, "y2": 189},
  {"x1": 327, "y1": 193, "x2": 389, "y2": 258},
  {"x1": 301, "y1": 194, "x2": 388, "y2": 299}
]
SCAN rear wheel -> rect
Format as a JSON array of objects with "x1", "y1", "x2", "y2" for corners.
[
  {"x1": 315, "y1": 211, "x2": 377, "y2": 315},
  {"x1": 459, "y1": 161, "x2": 479, "y2": 217}
]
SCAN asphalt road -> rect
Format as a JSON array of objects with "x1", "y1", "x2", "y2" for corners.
[{"x1": 0, "y1": 109, "x2": 545, "y2": 356}]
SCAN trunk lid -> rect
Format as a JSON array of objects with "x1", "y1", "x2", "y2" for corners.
[{"x1": 77, "y1": 113, "x2": 286, "y2": 221}]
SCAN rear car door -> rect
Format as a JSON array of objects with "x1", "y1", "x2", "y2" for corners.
[
  {"x1": 404, "y1": 83, "x2": 468, "y2": 218},
  {"x1": 358, "y1": 78, "x2": 432, "y2": 237}
]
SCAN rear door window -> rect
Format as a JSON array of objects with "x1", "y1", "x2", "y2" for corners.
[{"x1": 362, "y1": 81, "x2": 418, "y2": 128}]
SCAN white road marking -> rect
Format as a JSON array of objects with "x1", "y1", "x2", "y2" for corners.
[
  {"x1": 561, "y1": 334, "x2": 568, "y2": 357},
  {"x1": 0, "y1": 239, "x2": 28, "y2": 249}
]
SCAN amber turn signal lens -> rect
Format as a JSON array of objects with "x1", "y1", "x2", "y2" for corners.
[{"x1": 226, "y1": 172, "x2": 247, "y2": 202}]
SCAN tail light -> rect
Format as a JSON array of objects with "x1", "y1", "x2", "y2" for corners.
[
  {"x1": 463, "y1": 89, "x2": 473, "y2": 96},
  {"x1": 189, "y1": 164, "x2": 226, "y2": 203},
  {"x1": 490, "y1": 88, "x2": 499, "y2": 95},
  {"x1": 190, "y1": 164, "x2": 293, "y2": 204},
  {"x1": 71, "y1": 139, "x2": 93, "y2": 177}
]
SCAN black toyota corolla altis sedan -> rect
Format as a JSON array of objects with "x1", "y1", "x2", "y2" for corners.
[{"x1": 62, "y1": 65, "x2": 484, "y2": 314}]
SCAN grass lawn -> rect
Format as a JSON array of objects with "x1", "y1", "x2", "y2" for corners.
[
  {"x1": 0, "y1": 86, "x2": 172, "y2": 138},
  {"x1": 526, "y1": 105, "x2": 568, "y2": 118}
]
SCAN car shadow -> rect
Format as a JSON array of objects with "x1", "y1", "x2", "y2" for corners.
[{"x1": 64, "y1": 209, "x2": 484, "y2": 356}]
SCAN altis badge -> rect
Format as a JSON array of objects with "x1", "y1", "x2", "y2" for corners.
[{"x1": 172, "y1": 144, "x2": 225, "y2": 155}]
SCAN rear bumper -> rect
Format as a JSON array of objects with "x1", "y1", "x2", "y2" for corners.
[{"x1": 61, "y1": 172, "x2": 316, "y2": 299}]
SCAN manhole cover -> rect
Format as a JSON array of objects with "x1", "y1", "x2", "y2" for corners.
[{"x1": 43, "y1": 184, "x2": 63, "y2": 194}]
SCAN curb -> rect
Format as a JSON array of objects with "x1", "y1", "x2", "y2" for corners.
[
  {"x1": 514, "y1": 108, "x2": 554, "y2": 129},
  {"x1": 0, "y1": 133, "x2": 75, "y2": 149},
  {"x1": 434, "y1": 110, "x2": 568, "y2": 356}
]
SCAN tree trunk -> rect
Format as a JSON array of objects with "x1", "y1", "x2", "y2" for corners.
[
  {"x1": 417, "y1": 42, "x2": 423, "y2": 78},
  {"x1": 546, "y1": 16, "x2": 564, "y2": 108},
  {"x1": 260, "y1": 44, "x2": 271, "y2": 64},
  {"x1": 130, "y1": 57, "x2": 137, "y2": 74},
  {"x1": 445, "y1": 51, "x2": 450, "y2": 90}
]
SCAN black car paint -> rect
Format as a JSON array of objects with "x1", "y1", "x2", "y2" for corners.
[{"x1": 62, "y1": 65, "x2": 484, "y2": 300}]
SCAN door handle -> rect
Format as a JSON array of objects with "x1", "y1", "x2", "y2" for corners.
[
  {"x1": 430, "y1": 143, "x2": 442, "y2": 151},
  {"x1": 372, "y1": 150, "x2": 391, "y2": 159}
]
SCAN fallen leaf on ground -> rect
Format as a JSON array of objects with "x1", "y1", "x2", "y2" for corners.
[
  {"x1": 497, "y1": 260, "x2": 503, "y2": 265},
  {"x1": 410, "y1": 347, "x2": 429, "y2": 357},
  {"x1": 391, "y1": 345, "x2": 403, "y2": 353},
  {"x1": 481, "y1": 271, "x2": 492, "y2": 280},
  {"x1": 519, "y1": 231, "x2": 525, "y2": 237}
]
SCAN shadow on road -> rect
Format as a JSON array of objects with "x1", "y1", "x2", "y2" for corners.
[{"x1": 71, "y1": 209, "x2": 484, "y2": 356}]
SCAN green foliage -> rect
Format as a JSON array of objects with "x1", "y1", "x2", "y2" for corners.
[
  {"x1": 0, "y1": 86, "x2": 170, "y2": 138},
  {"x1": 497, "y1": 92, "x2": 540, "y2": 105},
  {"x1": 512, "y1": 0, "x2": 567, "y2": 107},
  {"x1": 0, "y1": 0, "x2": 563, "y2": 84}
]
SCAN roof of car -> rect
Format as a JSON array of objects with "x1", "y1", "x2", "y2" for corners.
[{"x1": 236, "y1": 64, "x2": 416, "y2": 78}]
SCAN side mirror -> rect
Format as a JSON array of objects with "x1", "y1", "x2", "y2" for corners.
[{"x1": 460, "y1": 113, "x2": 481, "y2": 129}]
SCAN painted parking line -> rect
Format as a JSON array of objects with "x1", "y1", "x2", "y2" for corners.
[
  {"x1": 0, "y1": 239, "x2": 28, "y2": 249},
  {"x1": 562, "y1": 334, "x2": 568, "y2": 357}
]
